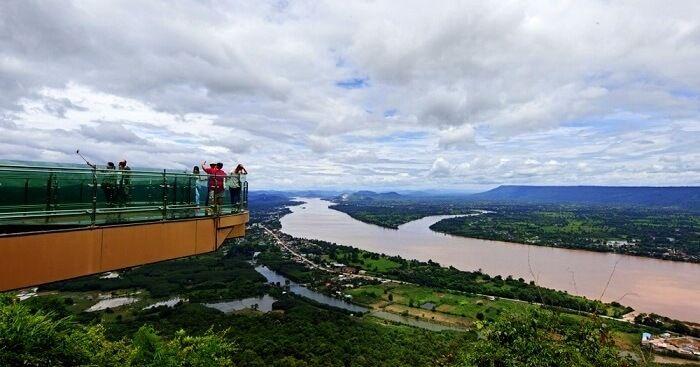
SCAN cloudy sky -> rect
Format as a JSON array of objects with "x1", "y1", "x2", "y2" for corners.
[{"x1": 1, "y1": 1, "x2": 699, "y2": 190}]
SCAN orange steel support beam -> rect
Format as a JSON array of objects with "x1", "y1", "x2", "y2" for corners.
[{"x1": 0, "y1": 212, "x2": 248, "y2": 292}]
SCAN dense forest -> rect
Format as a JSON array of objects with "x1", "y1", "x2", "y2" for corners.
[{"x1": 3, "y1": 292, "x2": 647, "y2": 367}]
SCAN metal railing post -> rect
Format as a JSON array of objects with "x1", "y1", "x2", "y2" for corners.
[
  {"x1": 45, "y1": 173, "x2": 53, "y2": 212},
  {"x1": 23, "y1": 178, "x2": 29, "y2": 205},
  {"x1": 173, "y1": 177, "x2": 178, "y2": 204},
  {"x1": 243, "y1": 181, "x2": 248, "y2": 210},
  {"x1": 51, "y1": 173, "x2": 59, "y2": 210},
  {"x1": 91, "y1": 167, "x2": 97, "y2": 226},
  {"x1": 188, "y1": 176, "x2": 193, "y2": 205},
  {"x1": 162, "y1": 170, "x2": 168, "y2": 220}
]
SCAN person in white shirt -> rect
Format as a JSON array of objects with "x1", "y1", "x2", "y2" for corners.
[
  {"x1": 192, "y1": 166, "x2": 208, "y2": 207},
  {"x1": 227, "y1": 164, "x2": 247, "y2": 207}
]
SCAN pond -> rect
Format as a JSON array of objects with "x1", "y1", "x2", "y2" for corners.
[
  {"x1": 86, "y1": 297, "x2": 138, "y2": 312},
  {"x1": 204, "y1": 294, "x2": 277, "y2": 313}
]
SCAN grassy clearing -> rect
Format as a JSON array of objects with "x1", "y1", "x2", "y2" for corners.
[
  {"x1": 323, "y1": 250, "x2": 402, "y2": 272},
  {"x1": 347, "y1": 283, "x2": 539, "y2": 322}
]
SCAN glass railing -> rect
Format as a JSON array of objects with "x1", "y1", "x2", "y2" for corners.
[{"x1": 0, "y1": 164, "x2": 248, "y2": 231}]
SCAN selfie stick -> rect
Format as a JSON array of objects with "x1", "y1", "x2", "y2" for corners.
[{"x1": 76, "y1": 149, "x2": 96, "y2": 169}]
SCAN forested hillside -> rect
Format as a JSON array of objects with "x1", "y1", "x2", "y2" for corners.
[{"x1": 468, "y1": 186, "x2": 700, "y2": 211}]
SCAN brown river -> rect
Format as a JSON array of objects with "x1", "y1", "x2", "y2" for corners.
[{"x1": 280, "y1": 198, "x2": 700, "y2": 322}]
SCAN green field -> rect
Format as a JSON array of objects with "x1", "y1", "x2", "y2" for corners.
[
  {"x1": 348, "y1": 283, "x2": 538, "y2": 321},
  {"x1": 322, "y1": 251, "x2": 401, "y2": 272}
]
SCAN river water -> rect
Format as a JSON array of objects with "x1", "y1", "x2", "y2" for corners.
[
  {"x1": 280, "y1": 198, "x2": 700, "y2": 322},
  {"x1": 255, "y1": 265, "x2": 368, "y2": 313}
]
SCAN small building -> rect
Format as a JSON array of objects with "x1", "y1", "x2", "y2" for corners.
[
  {"x1": 341, "y1": 266, "x2": 358, "y2": 274},
  {"x1": 420, "y1": 302, "x2": 436, "y2": 310},
  {"x1": 642, "y1": 333, "x2": 652, "y2": 343},
  {"x1": 606, "y1": 240, "x2": 632, "y2": 247}
]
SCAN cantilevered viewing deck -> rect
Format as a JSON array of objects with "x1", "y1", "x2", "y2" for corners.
[{"x1": 0, "y1": 163, "x2": 249, "y2": 291}]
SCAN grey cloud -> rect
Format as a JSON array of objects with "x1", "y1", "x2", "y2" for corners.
[
  {"x1": 79, "y1": 123, "x2": 145, "y2": 144},
  {"x1": 1, "y1": 1, "x2": 699, "y2": 189},
  {"x1": 308, "y1": 135, "x2": 334, "y2": 153},
  {"x1": 42, "y1": 97, "x2": 88, "y2": 118}
]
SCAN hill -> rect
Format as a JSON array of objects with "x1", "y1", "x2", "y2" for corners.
[
  {"x1": 341, "y1": 190, "x2": 403, "y2": 201},
  {"x1": 468, "y1": 185, "x2": 700, "y2": 211}
]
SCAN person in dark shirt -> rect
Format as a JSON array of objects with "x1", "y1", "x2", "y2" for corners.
[
  {"x1": 102, "y1": 162, "x2": 117, "y2": 206},
  {"x1": 117, "y1": 160, "x2": 131, "y2": 206}
]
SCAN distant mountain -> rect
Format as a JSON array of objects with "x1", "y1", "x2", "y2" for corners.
[
  {"x1": 342, "y1": 191, "x2": 403, "y2": 201},
  {"x1": 468, "y1": 185, "x2": 700, "y2": 211},
  {"x1": 249, "y1": 190, "x2": 343, "y2": 200},
  {"x1": 286, "y1": 190, "x2": 344, "y2": 199},
  {"x1": 248, "y1": 191, "x2": 290, "y2": 201},
  {"x1": 247, "y1": 191, "x2": 295, "y2": 211}
]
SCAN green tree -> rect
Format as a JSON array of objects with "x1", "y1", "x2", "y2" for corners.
[
  {"x1": 0, "y1": 297, "x2": 235, "y2": 367},
  {"x1": 460, "y1": 310, "x2": 643, "y2": 367}
]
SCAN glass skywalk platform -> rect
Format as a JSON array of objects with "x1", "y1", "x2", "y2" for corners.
[
  {"x1": 0, "y1": 163, "x2": 250, "y2": 291},
  {"x1": 0, "y1": 163, "x2": 248, "y2": 233}
]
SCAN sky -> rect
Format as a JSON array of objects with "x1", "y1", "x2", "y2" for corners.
[{"x1": 1, "y1": 1, "x2": 699, "y2": 190}]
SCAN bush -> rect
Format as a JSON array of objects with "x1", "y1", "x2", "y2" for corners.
[
  {"x1": 461, "y1": 310, "x2": 641, "y2": 367},
  {"x1": 0, "y1": 298, "x2": 235, "y2": 366}
]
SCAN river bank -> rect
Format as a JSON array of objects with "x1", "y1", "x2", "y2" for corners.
[{"x1": 280, "y1": 198, "x2": 700, "y2": 322}]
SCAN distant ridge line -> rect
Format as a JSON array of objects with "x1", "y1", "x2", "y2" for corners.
[{"x1": 468, "y1": 185, "x2": 700, "y2": 211}]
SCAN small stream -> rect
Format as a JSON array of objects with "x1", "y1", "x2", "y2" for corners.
[
  {"x1": 252, "y1": 263, "x2": 470, "y2": 331},
  {"x1": 254, "y1": 265, "x2": 368, "y2": 314}
]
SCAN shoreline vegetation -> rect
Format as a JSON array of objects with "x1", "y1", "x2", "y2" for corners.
[
  {"x1": 270, "y1": 233, "x2": 633, "y2": 318},
  {"x1": 2, "y1": 195, "x2": 699, "y2": 366},
  {"x1": 329, "y1": 199, "x2": 700, "y2": 264}
]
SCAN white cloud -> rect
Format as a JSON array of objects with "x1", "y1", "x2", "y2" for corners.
[
  {"x1": 429, "y1": 157, "x2": 451, "y2": 177},
  {"x1": 0, "y1": 1, "x2": 699, "y2": 189},
  {"x1": 438, "y1": 124, "x2": 476, "y2": 149},
  {"x1": 308, "y1": 135, "x2": 334, "y2": 153}
]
